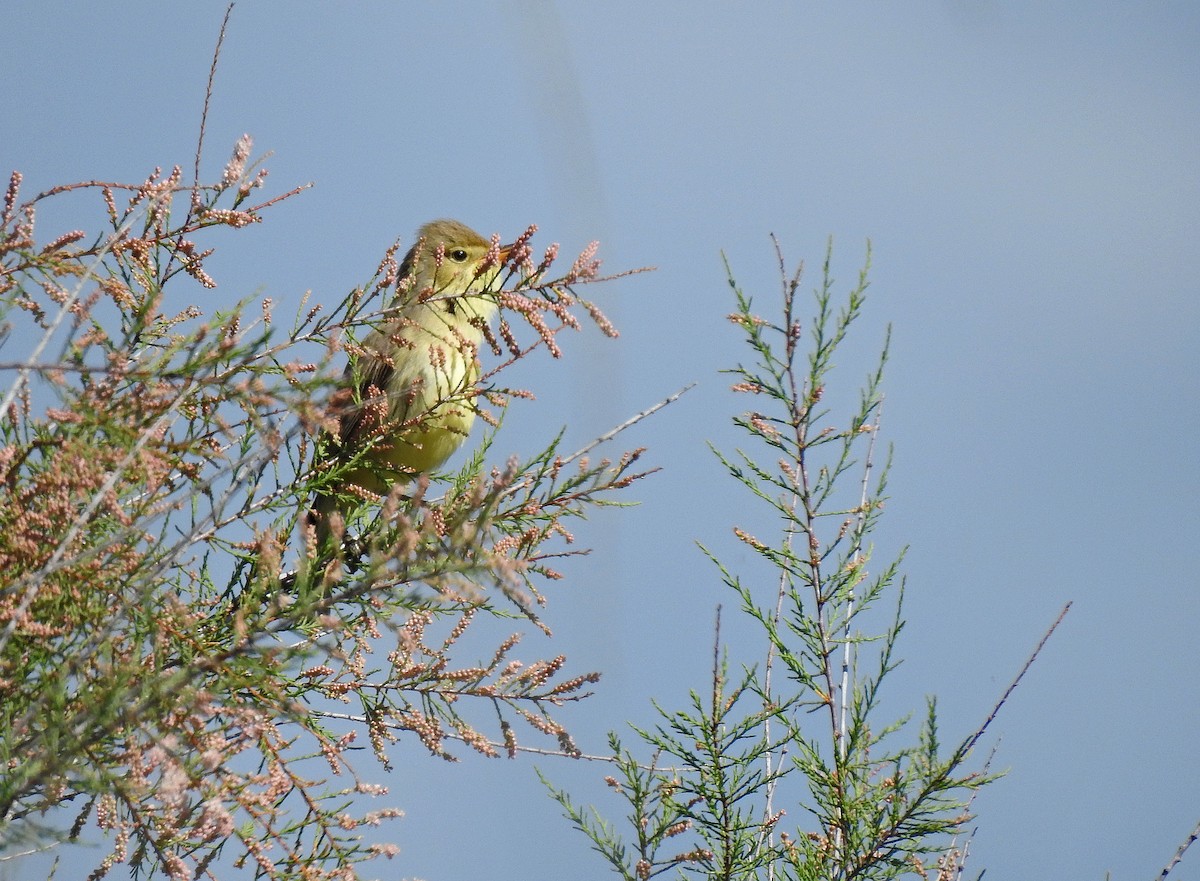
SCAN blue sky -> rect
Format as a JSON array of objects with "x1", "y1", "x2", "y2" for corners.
[{"x1": 3, "y1": 2, "x2": 1198, "y2": 879}]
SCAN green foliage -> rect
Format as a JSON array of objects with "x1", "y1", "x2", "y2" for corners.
[
  {"x1": 547, "y1": 241, "x2": 993, "y2": 880},
  {"x1": 0, "y1": 139, "x2": 640, "y2": 879}
]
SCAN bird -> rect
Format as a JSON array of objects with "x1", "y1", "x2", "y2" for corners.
[{"x1": 307, "y1": 219, "x2": 511, "y2": 556}]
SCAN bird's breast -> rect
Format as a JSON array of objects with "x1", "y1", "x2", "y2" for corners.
[{"x1": 377, "y1": 322, "x2": 482, "y2": 475}]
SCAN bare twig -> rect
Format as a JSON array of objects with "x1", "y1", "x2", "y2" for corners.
[
  {"x1": 1157, "y1": 817, "x2": 1200, "y2": 880},
  {"x1": 960, "y1": 602, "x2": 1072, "y2": 757},
  {"x1": 560, "y1": 383, "x2": 695, "y2": 467},
  {"x1": 192, "y1": 3, "x2": 235, "y2": 194}
]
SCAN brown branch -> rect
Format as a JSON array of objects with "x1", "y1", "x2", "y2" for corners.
[{"x1": 960, "y1": 602, "x2": 1072, "y2": 757}]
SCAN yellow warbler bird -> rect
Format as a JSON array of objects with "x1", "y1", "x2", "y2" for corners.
[{"x1": 309, "y1": 219, "x2": 510, "y2": 549}]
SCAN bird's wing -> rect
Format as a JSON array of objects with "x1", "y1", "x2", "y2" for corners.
[{"x1": 336, "y1": 333, "x2": 397, "y2": 451}]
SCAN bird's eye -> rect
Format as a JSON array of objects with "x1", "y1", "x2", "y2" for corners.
[{"x1": 449, "y1": 248, "x2": 469, "y2": 263}]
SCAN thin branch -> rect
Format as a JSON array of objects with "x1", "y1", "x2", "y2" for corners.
[
  {"x1": 1157, "y1": 817, "x2": 1200, "y2": 880},
  {"x1": 310, "y1": 710, "x2": 622, "y2": 762},
  {"x1": 960, "y1": 602, "x2": 1072, "y2": 757},
  {"x1": 560, "y1": 383, "x2": 695, "y2": 467},
  {"x1": 760, "y1": 239, "x2": 801, "y2": 879},
  {"x1": 943, "y1": 740, "x2": 999, "y2": 879},
  {"x1": 840, "y1": 396, "x2": 883, "y2": 758},
  {"x1": 192, "y1": 3, "x2": 235, "y2": 194}
]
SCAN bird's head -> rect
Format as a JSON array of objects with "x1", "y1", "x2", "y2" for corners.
[{"x1": 399, "y1": 219, "x2": 512, "y2": 322}]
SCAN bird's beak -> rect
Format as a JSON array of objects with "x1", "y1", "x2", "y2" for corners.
[{"x1": 497, "y1": 242, "x2": 515, "y2": 265}]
